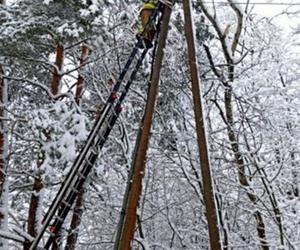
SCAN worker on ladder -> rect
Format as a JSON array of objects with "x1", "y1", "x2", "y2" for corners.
[
  {"x1": 136, "y1": 0, "x2": 159, "y2": 49},
  {"x1": 136, "y1": 0, "x2": 173, "y2": 49}
]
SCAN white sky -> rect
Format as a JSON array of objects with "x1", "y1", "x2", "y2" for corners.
[{"x1": 243, "y1": 0, "x2": 300, "y2": 32}]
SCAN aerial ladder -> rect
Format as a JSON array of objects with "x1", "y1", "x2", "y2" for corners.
[{"x1": 29, "y1": 1, "x2": 173, "y2": 249}]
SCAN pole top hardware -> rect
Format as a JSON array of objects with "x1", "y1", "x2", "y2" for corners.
[{"x1": 159, "y1": 0, "x2": 174, "y2": 8}]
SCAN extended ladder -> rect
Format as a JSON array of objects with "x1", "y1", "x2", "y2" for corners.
[{"x1": 29, "y1": 2, "x2": 165, "y2": 249}]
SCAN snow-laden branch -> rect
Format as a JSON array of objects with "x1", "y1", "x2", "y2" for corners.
[
  {"x1": 4, "y1": 76, "x2": 75, "y2": 101},
  {"x1": 0, "y1": 229, "x2": 23, "y2": 243},
  {"x1": 227, "y1": 0, "x2": 244, "y2": 55}
]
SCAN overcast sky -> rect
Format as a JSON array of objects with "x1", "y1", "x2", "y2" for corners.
[{"x1": 247, "y1": 0, "x2": 300, "y2": 30}]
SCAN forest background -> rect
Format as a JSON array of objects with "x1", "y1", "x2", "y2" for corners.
[{"x1": 0, "y1": 0, "x2": 300, "y2": 249}]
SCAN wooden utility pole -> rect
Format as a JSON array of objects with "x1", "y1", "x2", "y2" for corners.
[
  {"x1": 182, "y1": 0, "x2": 221, "y2": 249},
  {"x1": 115, "y1": 5, "x2": 172, "y2": 250},
  {"x1": 0, "y1": 67, "x2": 6, "y2": 215},
  {"x1": 0, "y1": 3, "x2": 8, "y2": 250}
]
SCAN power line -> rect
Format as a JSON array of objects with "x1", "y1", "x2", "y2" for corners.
[{"x1": 200, "y1": 1, "x2": 300, "y2": 5}]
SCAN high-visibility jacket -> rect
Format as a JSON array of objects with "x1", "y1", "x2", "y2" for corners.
[
  {"x1": 141, "y1": 0, "x2": 159, "y2": 11},
  {"x1": 137, "y1": 0, "x2": 158, "y2": 41}
]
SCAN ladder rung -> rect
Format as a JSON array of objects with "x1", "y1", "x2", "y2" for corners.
[
  {"x1": 99, "y1": 133, "x2": 106, "y2": 141},
  {"x1": 84, "y1": 158, "x2": 94, "y2": 167},
  {"x1": 90, "y1": 146, "x2": 98, "y2": 155},
  {"x1": 77, "y1": 172, "x2": 86, "y2": 180},
  {"x1": 55, "y1": 216, "x2": 64, "y2": 222},
  {"x1": 61, "y1": 200, "x2": 72, "y2": 208},
  {"x1": 70, "y1": 186, "x2": 80, "y2": 193}
]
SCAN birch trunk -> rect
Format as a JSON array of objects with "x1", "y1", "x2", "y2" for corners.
[{"x1": 198, "y1": 0, "x2": 269, "y2": 247}]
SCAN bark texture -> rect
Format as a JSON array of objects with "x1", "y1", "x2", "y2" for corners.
[
  {"x1": 51, "y1": 43, "x2": 64, "y2": 96},
  {"x1": 75, "y1": 44, "x2": 89, "y2": 105},
  {"x1": 23, "y1": 176, "x2": 44, "y2": 250}
]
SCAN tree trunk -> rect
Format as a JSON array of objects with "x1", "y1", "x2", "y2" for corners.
[
  {"x1": 224, "y1": 88, "x2": 269, "y2": 249},
  {"x1": 182, "y1": 1, "x2": 221, "y2": 249},
  {"x1": 64, "y1": 44, "x2": 89, "y2": 250},
  {"x1": 48, "y1": 42, "x2": 66, "y2": 250},
  {"x1": 198, "y1": 0, "x2": 269, "y2": 246},
  {"x1": 75, "y1": 44, "x2": 89, "y2": 105},
  {"x1": 51, "y1": 43, "x2": 64, "y2": 96},
  {"x1": 23, "y1": 175, "x2": 44, "y2": 250},
  {"x1": 23, "y1": 150, "x2": 45, "y2": 250},
  {"x1": 64, "y1": 189, "x2": 85, "y2": 250},
  {"x1": 26, "y1": 42, "x2": 65, "y2": 250},
  {"x1": 115, "y1": 5, "x2": 172, "y2": 250}
]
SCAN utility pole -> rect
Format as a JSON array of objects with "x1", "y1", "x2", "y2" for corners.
[
  {"x1": 0, "y1": 1, "x2": 9, "y2": 249},
  {"x1": 182, "y1": 0, "x2": 221, "y2": 249},
  {"x1": 115, "y1": 5, "x2": 172, "y2": 250}
]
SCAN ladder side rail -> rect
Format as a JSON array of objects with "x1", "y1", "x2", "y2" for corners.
[
  {"x1": 43, "y1": 49, "x2": 149, "y2": 249},
  {"x1": 38, "y1": 2, "x2": 163, "y2": 230},
  {"x1": 40, "y1": 40, "x2": 140, "y2": 224},
  {"x1": 30, "y1": 4, "x2": 163, "y2": 249},
  {"x1": 29, "y1": 104, "x2": 113, "y2": 250},
  {"x1": 116, "y1": 4, "x2": 172, "y2": 248},
  {"x1": 113, "y1": 12, "x2": 163, "y2": 249},
  {"x1": 43, "y1": 153, "x2": 98, "y2": 249}
]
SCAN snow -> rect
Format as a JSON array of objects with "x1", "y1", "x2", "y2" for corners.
[
  {"x1": 80, "y1": 9, "x2": 91, "y2": 17},
  {"x1": 2, "y1": 0, "x2": 300, "y2": 249},
  {"x1": 43, "y1": 0, "x2": 53, "y2": 5},
  {"x1": 58, "y1": 131, "x2": 77, "y2": 161},
  {"x1": 0, "y1": 230, "x2": 23, "y2": 243},
  {"x1": 89, "y1": 4, "x2": 99, "y2": 14},
  {"x1": 12, "y1": 226, "x2": 35, "y2": 242}
]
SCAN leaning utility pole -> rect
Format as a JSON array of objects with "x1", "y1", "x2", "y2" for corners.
[
  {"x1": 115, "y1": 1, "x2": 221, "y2": 249},
  {"x1": 0, "y1": 1, "x2": 9, "y2": 249},
  {"x1": 114, "y1": 5, "x2": 172, "y2": 250},
  {"x1": 183, "y1": 0, "x2": 221, "y2": 249}
]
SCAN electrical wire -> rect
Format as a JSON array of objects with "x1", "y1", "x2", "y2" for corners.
[{"x1": 199, "y1": 1, "x2": 300, "y2": 6}]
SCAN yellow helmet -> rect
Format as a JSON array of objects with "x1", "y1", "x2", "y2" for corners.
[{"x1": 141, "y1": 0, "x2": 159, "y2": 10}]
